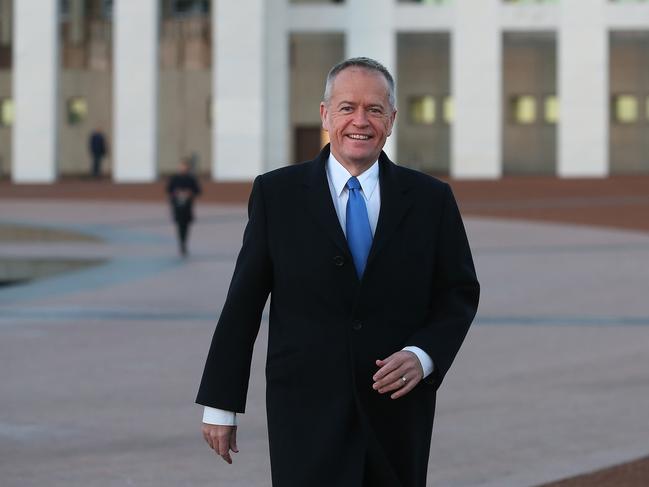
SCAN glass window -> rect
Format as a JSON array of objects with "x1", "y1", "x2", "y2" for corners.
[
  {"x1": 409, "y1": 96, "x2": 436, "y2": 125},
  {"x1": 443, "y1": 95, "x2": 453, "y2": 124},
  {"x1": 0, "y1": 98, "x2": 13, "y2": 127},
  {"x1": 544, "y1": 95, "x2": 559, "y2": 124},
  {"x1": 511, "y1": 95, "x2": 536, "y2": 124},
  {"x1": 171, "y1": 0, "x2": 210, "y2": 16},
  {"x1": 59, "y1": 0, "x2": 70, "y2": 20},
  {"x1": 613, "y1": 95, "x2": 638, "y2": 123},
  {"x1": 67, "y1": 97, "x2": 88, "y2": 125}
]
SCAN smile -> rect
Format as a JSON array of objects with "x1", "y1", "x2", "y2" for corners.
[{"x1": 347, "y1": 134, "x2": 371, "y2": 140}]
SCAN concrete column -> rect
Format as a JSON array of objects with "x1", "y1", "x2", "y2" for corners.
[
  {"x1": 345, "y1": 0, "x2": 397, "y2": 160},
  {"x1": 0, "y1": 0, "x2": 12, "y2": 45},
  {"x1": 451, "y1": 0, "x2": 501, "y2": 179},
  {"x1": 113, "y1": 0, "x2": 159, "y2": 182},
  {"x1": 212, "y1": 0, "x2": 265, "y2": 180},
  {"x1": 69, "y1": 0, "x2": 85, "y2": 45},
  {"x1": 265, "y1": 0, "x2": 290, "y2": 171},
  {"x1": 559, "y1": 0, "x2": 608, "y2": 177},
  {"x1": 12, "y1": 0, "x2": 58, "y2": 183}
]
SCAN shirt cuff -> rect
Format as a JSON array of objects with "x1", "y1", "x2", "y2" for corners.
[
  {"x1": 403, "y1": 346, "x2": 434, "y2": 379},
  {"x1": 202, "y1": 406, "x2": 237, "y2": 426}
]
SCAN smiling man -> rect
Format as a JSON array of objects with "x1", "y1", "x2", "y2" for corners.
[{"x1": 197, "y1": 57, "x2": 480, "y2": 487}]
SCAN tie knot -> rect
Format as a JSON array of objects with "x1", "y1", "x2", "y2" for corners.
[{"x1": 346, "y1": 177, "x2": 361, "y2": 192}]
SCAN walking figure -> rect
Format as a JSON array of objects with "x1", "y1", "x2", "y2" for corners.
[{"x1": 167, "y1": 158, "x2": 201, "y2": 256}]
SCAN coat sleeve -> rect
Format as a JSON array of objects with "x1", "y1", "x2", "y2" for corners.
[
  {"x1": 406, "y1": 183, "x2": 480, "y2": 391},
  {"x1": 196, "y1": 176, "x2": 272, "y2": 412}
]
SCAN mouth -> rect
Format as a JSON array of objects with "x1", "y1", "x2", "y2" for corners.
[{"x1": 346, "y1": 134, "x2": 372, "y2": 141}]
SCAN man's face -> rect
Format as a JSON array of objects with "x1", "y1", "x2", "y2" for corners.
[{"x1": 320, "y1": 68, "x2": 396, "y2": 171}]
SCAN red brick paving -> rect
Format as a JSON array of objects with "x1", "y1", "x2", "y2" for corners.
[{"x1": 2, "y1": 175, "x2": 648, "y2": 233}]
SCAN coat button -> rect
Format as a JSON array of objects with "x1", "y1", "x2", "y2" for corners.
[
  {"x1": 333, "y1": 255, "x2": 345, "y2": 267},
  {"x1": 352, "y1": 320, "x2": 363, "y2": 331}
]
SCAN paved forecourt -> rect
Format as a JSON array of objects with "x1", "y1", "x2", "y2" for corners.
[{"x1": 0, "y1": 197, "x2": 648, "y2": 487}]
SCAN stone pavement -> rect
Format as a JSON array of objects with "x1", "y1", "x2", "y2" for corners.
[{"x1": 1, "y1": 191, "x2": 648, "y2": 486}]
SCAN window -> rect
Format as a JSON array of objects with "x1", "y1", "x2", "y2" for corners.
[
  {"x1": 613, "y1": 95, "x2": 638, "y2": 123},
  {"x1": 511, "y1": 95, "x2": 537, "y2": 124},
  {"x1": 59, "y1": 0, "x2": 70, "y2": 20},
  {"x1": 67, "y1": 97, "x2": 88, "y2": 125},
  {"x1": 0, "y1": 98, "x2": 13, "y2": 127},
  {"x1": 409, "y1": 96, "x2": 436, "y2": 125},
  {"x1": 171, "y1": 0, "x2": 209, "y2": 16},
  {"x1": 544, "y1": 95, "x2": 559, "y2": 124}
]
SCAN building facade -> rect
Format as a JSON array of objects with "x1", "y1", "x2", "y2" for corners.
[{"x1": 1, "y1": 0, "x2": 649, "y2": 182}]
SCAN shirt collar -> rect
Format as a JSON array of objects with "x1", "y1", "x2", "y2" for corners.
[{"x1": 326, "y1": 153, "x2": 380, "y2": 199}]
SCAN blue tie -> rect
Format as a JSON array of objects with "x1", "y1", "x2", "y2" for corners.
[{"x1": 346, "y1": 177, "x2": 373, "y2": 278}]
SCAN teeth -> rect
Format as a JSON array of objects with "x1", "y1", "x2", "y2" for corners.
[{"x1": 348, "y1": 134, "x2": 369, "y2": 140}]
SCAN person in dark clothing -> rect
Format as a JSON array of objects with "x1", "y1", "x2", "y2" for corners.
[
  {"x1": 88, "y1": 129, "x2": 107, "y2": 178},
  {"x1": 167, "y1": 158, "x2": 201, "y2": 256},
  {"x1": 197, "y1": 57, "x2": 479, "y2": 486}
]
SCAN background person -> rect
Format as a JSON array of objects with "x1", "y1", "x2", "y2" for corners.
[
  {"x1": 88, "y1": 129, "x2": 107, "y2": 178},
  {"x1": 167, "y1": 158, "x2": 201, "y2": 256}
]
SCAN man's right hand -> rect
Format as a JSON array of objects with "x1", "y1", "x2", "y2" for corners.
[{"x1": 202, "y1": 423, "x2": 238, "y2": 464}]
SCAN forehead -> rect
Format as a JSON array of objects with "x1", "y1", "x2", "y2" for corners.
[{"x1": 329, "y1": 67, "x2": 391, "y2": 102}]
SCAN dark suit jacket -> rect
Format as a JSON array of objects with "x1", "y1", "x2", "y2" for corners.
[{"x1": 197, "y1": 145, "x2": 479, "y2": 487}]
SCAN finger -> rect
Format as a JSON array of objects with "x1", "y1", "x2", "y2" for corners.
[
  {"x1": 373, "y1": 357, "x2": 401, "y2": 381},
  {"x1": 377, "y1": 374, "x2": 410, "y2": 394},
  {"x1": 203, "y1": 430, "x2": 214, "y2": 450},
  {"x1": 231, "y1": 427, "x2": 239, "y2": 453},
  {"x1": 374, "y1": 365, "x2": 408, "y2": 390},
  {"x1": 375, "y1": 352, "x2": 398, "y2": 368},
  {"x1": 217, "y1": 438, "x2": 233, "y2": 464},
  {"x1": 202, "y1": 426, "x2": 216, "y2": 450},
  {"x1": 391, "y1": 378, "x2": 418, "y2": 399}
]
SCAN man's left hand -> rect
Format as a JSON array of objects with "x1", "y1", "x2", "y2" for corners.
[{"x1": 372, "y1": 351, "x2": 423, "y2": 399}]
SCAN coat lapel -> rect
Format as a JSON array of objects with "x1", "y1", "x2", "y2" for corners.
[
  {"x1": 302, "y1": 145, "x2": 352, "y2": 259},
  {"x1": 367, "y1": 151, "x2": 414, "y2": 268}
]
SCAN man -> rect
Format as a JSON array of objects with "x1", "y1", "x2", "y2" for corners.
[
  {"x1": 197, "y1": 57, "x2": 479, "y2": 487},
  {"x1": 167, "y1": 158, "x2": 201, "y2": 256},
  {"x1": 88, "y1": 129, "x2": 107, "y2": 178}
]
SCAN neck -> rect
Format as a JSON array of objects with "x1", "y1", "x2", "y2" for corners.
[{"x1": 330, "y1": 149, "x2": 376, "y2": 177}]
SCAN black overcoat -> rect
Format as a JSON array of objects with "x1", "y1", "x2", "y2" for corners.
[{"x1": 197, "y1": 145, "x2": 479, "y2": 487}]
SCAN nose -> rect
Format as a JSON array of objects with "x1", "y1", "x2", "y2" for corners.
[{"x1": 352, "y1": 109, "x2": 369, "y2": 127}]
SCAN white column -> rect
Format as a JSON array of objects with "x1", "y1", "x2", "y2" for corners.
[
  {"x1": 345, "y1": 0, "x2": 397, "y2": 160},
  {"x1": 265, "y1": 0, "x2": 290, "y2": 171},
  {"x1": 451, "y1": 0, "x2": 501, "y2": 179},
  {"x1": 113, "y1": 0, "x2": 159, "y2": 182},
  {"x1": 212, "y1": 0, "x2": 265, "y2": 180},
  {"x1": 12, "y1": 0, "x2": 58, "y2": 183},
  {"x1": 559, "y1": 0, "x2": 608, "y2": 177}
]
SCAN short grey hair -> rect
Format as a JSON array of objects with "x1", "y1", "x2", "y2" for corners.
[{"x1": 323, "y1": 57, "x2": 396, "y2": 109}]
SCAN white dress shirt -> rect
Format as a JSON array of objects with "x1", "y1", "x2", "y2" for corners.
[{"x1": 202, "y1": 154, "x2": 434, "y2": 426}]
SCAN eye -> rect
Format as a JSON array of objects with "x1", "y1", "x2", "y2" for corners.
[
  {"x1": 340, "y1": 106, "x2": 353, "y2": 112},
  {"x1": 369, "y1": 107, "x2": 383, "y2": 114}
]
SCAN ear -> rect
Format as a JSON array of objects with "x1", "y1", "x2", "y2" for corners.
[
  {"x1": 386, "y1": 108, "x2": 397, "y2": 137},
  {"x1": 320, "y1": 102, "x2": 329, "y2": 131}
]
